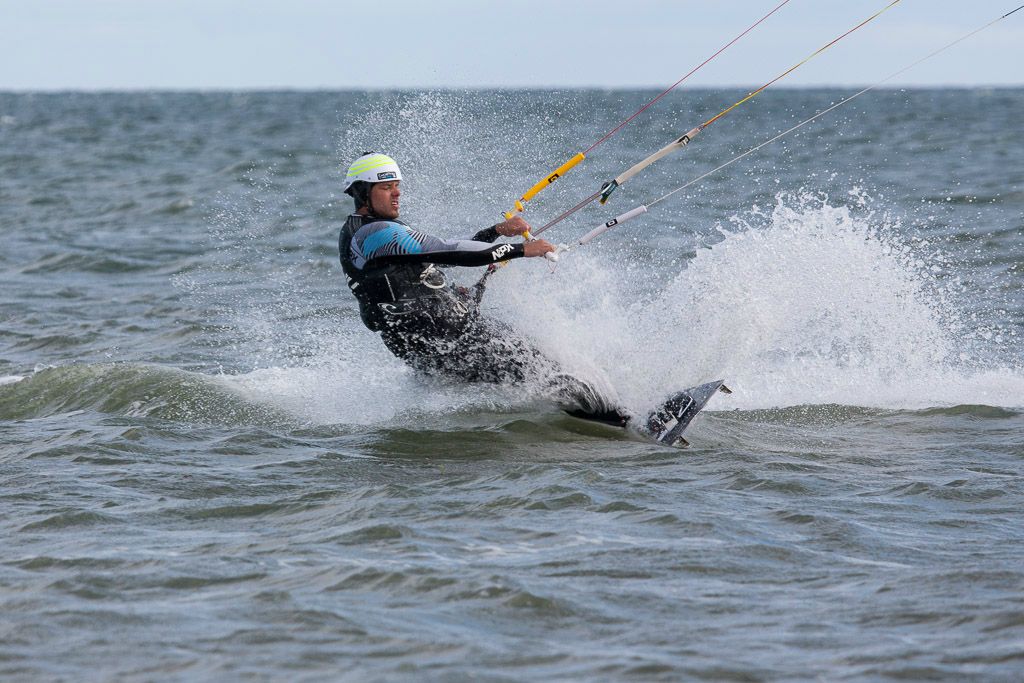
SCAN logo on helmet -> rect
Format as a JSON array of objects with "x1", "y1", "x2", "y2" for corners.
[{"x1": 377, "y1": 171, "x2": 397, "y2": 180}]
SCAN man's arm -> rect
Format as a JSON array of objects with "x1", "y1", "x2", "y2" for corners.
[
  {"x1": 351, "y1": 220, "x2": 525, "y2": 269},
  {"x1": 471, "y1": 225, "x2": 501, "y2": 243},
  {"x1": 382, "y1": 237, "x2": 526, "y2": 267},
  {"x1": 470, "y1": 214, "x2": 533, "y2": 243}
]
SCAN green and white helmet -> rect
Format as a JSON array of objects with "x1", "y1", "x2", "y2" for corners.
[{"x1": 342, "y1": 152, "x2": 403, "y2": 195}]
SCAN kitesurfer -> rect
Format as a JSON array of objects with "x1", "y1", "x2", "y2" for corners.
[{"x1": 337, "y1": 152, "x2": 627, "y2": 424}]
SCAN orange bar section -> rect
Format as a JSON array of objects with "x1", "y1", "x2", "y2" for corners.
[
  {"x1": 503, "y1": 152, "x2": 585, "y2": 219},
  {"x1": 521, "y1": 152, "x2": 585, "y2": 202}
]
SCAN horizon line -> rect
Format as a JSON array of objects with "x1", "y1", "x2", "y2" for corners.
[{"x1": 3, "y1": 83, "x2": 1023, "y2": 95}]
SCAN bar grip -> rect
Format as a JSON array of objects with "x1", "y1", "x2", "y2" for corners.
[{"x1": 521, "y1": 152, "x2": 585, "y2": 202}]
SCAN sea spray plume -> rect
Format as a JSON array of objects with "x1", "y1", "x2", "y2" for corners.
[
  {"x1": 492, "y1": 189, "x2": 1024, "y2": 415},
  {"x1": 643, "y1": 192, "x2": 1024, "y2": 411},
  {"x1": 667, "y1": 194, "x2": 950, "y2": 379}
]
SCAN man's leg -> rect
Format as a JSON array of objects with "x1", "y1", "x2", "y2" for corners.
[
  {"x1": 380, "y1": 313, "x2": 629, "y2": 424},
  {"x1": 454, "y1": 319, "x2": 631, "y2": 425},
  {"x1": 546, "y1": 373, "x2": 631, "y2": 427}
]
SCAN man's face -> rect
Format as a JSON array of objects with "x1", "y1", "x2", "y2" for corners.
[{"x1": 369, "y1": 181, "x2": 401, "y2": 219}]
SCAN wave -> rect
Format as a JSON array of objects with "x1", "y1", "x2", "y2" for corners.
[
  {"x1": 0, "y1": 359, "x2": 550, "y2": 430},
  {"x1": 19, "y1": 252, "x2": 153, "y2": 275},
  {"x1": 1, "y1": 360, "x2": 1018, "y2": 445},
  {"x1": 0, "y1": 363, "x2": 291, "y2": 425}
]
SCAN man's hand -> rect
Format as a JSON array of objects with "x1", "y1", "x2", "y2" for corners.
[
  {"x1": 496, "y1": 215, "x2": 532, "y2": 237},
  {"x1": 524, "y1": 239, "x2": 556, "y2": 258},
  {"x1": 495, "y1": 216, "x2": 554, "y2": 259}
]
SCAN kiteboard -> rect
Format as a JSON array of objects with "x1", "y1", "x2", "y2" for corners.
[
  {"x1": 642, "y1": 380, "x2": 731, "y2": 448},
  {"x1": 562, "y1": 378, "x2": 730, "y2": 448}
]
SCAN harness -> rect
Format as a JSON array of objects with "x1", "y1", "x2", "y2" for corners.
[{"x1": 339, "y1": 213, "x2": 473, "y2": 333}]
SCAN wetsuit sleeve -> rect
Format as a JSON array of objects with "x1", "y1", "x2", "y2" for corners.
[
  {"x1": 394, "y1": 240, "x2": 525, "y2": 267},
  {"x1": 350, "y1": 220, "x2": 524, "y2": 269},
  {"x1": 471, "y1": 225, "x2": 501, "y2": 243}
]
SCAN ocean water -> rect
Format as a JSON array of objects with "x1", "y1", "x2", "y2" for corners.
[{"x1": 1, "y1": 88, "x2": 1022, "y2": 681}]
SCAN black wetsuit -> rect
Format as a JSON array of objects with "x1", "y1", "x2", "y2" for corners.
[{"x1": 339, "y1": 211, "x2": 627, "y2": 423}]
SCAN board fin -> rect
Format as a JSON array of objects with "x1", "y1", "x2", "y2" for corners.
[{"x1": 644, "y1": 380, "x2": 730, "y2": 448}]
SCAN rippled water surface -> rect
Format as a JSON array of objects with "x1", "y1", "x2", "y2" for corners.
[{"x1": 1, "y1": 88, "x2": 1023, "y2": 681}]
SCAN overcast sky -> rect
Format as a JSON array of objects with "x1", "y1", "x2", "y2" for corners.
[{"x1": 2, "y1": 1, "x2": 1022, "y2": 90}]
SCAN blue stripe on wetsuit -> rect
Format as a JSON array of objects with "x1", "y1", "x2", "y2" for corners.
[{"x1": 361, "y1": 224, "x2": 424, "y2": 259}]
